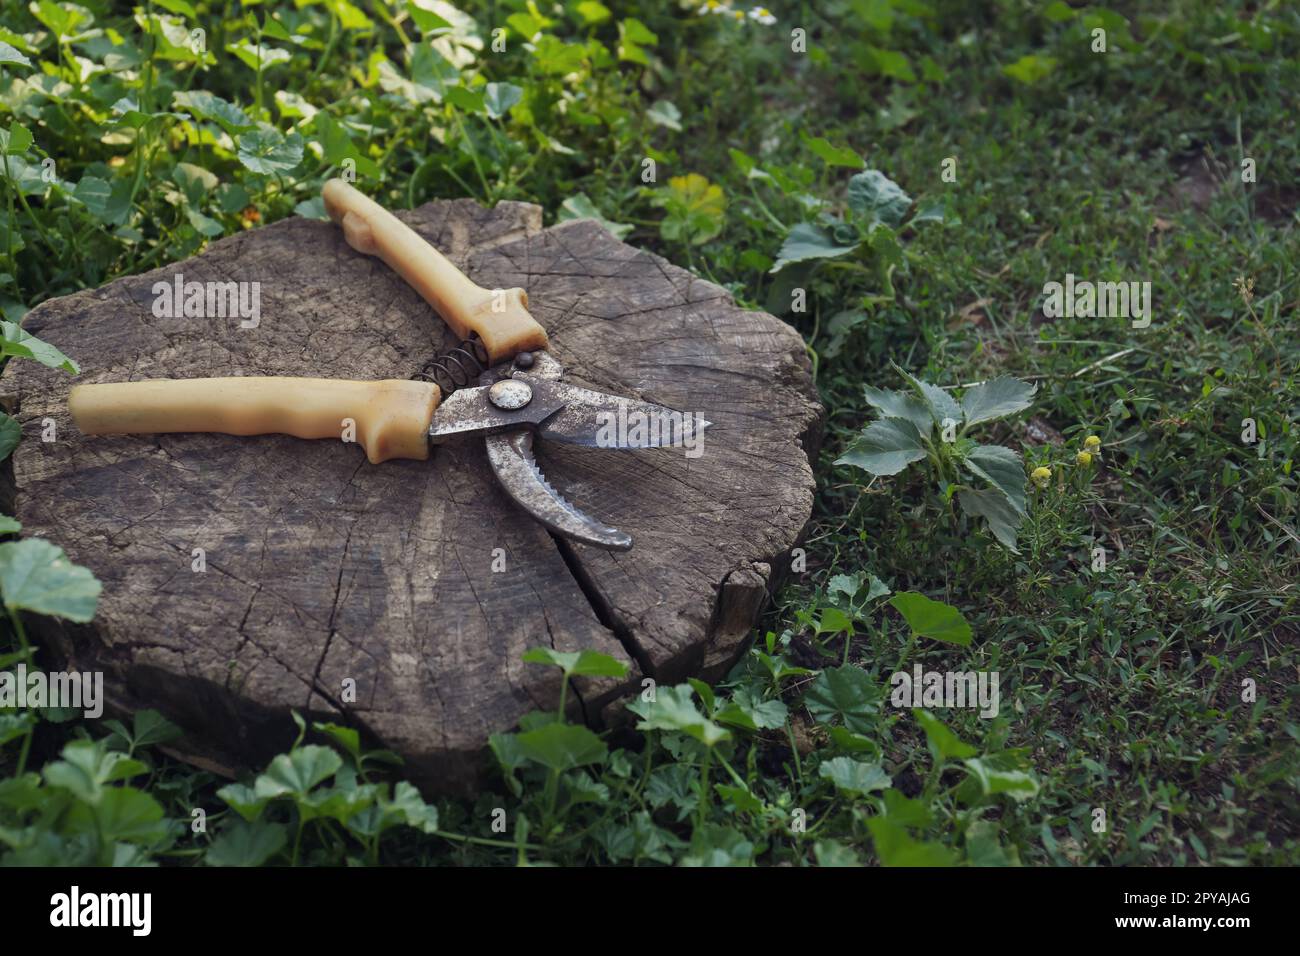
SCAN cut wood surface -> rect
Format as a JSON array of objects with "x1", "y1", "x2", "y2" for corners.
[{"x1": 2, "y1": 199, "x2": 823, "y2": 792}]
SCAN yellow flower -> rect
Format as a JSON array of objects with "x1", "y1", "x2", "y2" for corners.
[
  {"x1": 1084, "y1": 435, "x2": 1101, "y2": 450},
  {"x1": 1031, "y1": 466, "x2": 1052, "y2": 488},
  {"x1": 1076, "y1": 451, "x2": 1093, "y2": 466}
]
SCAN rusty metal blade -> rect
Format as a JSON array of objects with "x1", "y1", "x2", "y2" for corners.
[{"x1": 484, "y1": 429, "x2": 632, "y2": 550}]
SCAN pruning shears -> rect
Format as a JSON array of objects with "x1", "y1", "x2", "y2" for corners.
[{"x1": 68, "y1": 180, "x2": 706, "y2": 550}]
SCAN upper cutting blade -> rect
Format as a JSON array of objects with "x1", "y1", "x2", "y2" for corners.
[{"x1": 523, "y1": 377, "x2": 711, "y2": 449}]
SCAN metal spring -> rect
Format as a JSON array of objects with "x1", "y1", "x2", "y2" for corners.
[{"x1": 413, "y1": 335, "x2": 490, "y2": 395}]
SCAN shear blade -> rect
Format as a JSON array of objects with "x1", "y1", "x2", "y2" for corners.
[
  {"x1": 529, "y1": 379, "x2": 711, "y2": 449},
  {"x1": 485, "y1": 429, "x2": 632, "y2": 551}
]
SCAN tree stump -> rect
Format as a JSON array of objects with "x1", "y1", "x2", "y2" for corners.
[{"x1": 2, "y1": 199, "x2": 823, "y2": 793}]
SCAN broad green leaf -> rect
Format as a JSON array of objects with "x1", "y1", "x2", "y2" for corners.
[
  {"x1": 835, "y1": 417, "x2": 927, "y2": 476},
  {"x1": 823, "y1": 309, "x2": 869, "y2": 359},
  {"x1": 628, "y1": 684, "x2": 730, "y2": 746},
  {"x1": 814, "y1": 840, "x2": 861, "y2": 866},
  {"x1": 914, "y1": 708, "x2": 977, "y2": 760},
  {"x1": 205, "y1": 819, "x2": 287, "y2": 866},
  {"x1": 407, "y1": 0, "x2": 452, "y2": 34},
  {"x1": 964, "y1": 756, "x2": 1040, "y2": 802},
  {"x1": 958, "y1": 488, "x2": 1023, "y2": 552},
  {"x1": 253, "y1": 745, "x2": 341, "y2": 799},
  {"x1": 862, "y1": 385, "x2": 933, "y2": 433},
  {"x1": 715, "y1": 783, "x2": 763, "y2": 814},
  {"x1": 311, "y1": 113, "x2": 381, "y2": 178},
  {"x1": 173, "y1": 90, "x2": 255, "y2": 135},
  {"x1": 482, "y1": 81, "x2": 523, "y2": 118},
  {"x1": 558, "y1": 193, "x2": 632, "y2": 239},
  {"x1": 217, "y1": 782, "x2": 268, "y2": 823},
  {"x1": 43, "y1": 741, "x2": 146, "y2": 803},
  {"x1": 72, "y1": 175, "x2": 112, "y2": 220},
  {"x1": 0, "y1": 413, "x2": 19, "y2": 462},
  {"x1": 444, "y1": 85, "x2": 484, "y2": 112},
  {"x1": 715, "y1": 686, "x2": 788, "y2": 731},
  {"x1": 888, "y1": 592, "x2": 971, "y2": 646},
  {"x1": 66, "y1": 786, "x2": 168, "y2": 844},
  {"x1": 867, "y1": 816, "x2": 957, "y2": 866},
  {"x1": 646, "y1": 100, "x2": 682, "y2": 131},
  {"x1": 818, "y1": 756, "x2": 891, "y2": 795},
  {"x1": 0, "y1": 538, "x2": 100, "y2": 622},
  {"x1": 575, "y1": 1, "x2": 611, "y2": 24},
  {"x1": 1002, "y1": 53, "x2": 1057, "y2": 85},
  {"x1": 770, "y1": 222, "x2": 860, "y2": 273},
  {"x1": 803, "y1": 665, "x2": 881, "y2": 734},
  {"x1": 866, "y1": 47, "x2": 915, "y2": 82},
  {"x1": 381, "y1": 781, "x2": 440, "y2": 833},
  {"x1": 960, "y1": 376, "x2": 1037, "y2": 426},
  {"x1": 226, "y1": 41, "x2": 291, "y2": 71},
  {"x1": 236, "y1": 127, "x2": 304, "y2": 175},
  {"x1": 894, "y1": 365, "x2": 961, "y2": 425},
  {"x1": 521, "y1": 646, "x2": 628, "y2": 678},
  {"x1": 847, "y1": 170, "x2": 912, "y2": 226},
  {"x1": 801, "y1": 133, "x2": 863, "y2": 168},
  {"x1": 659, "y1": 173, "x2": 725, "y2": 245},
  {"x1": 0, "y1": 41, "x2": 32, "y2": 67},
  {"x1": 0, "y1": 515, "x2": 20, "y2": 534},
  {"x1": 2, "y1": 123, "x2": 32, "y2": 155},
  {"x1": 963, "y1": 444, "x2": 1026, "y2": 514},
  {"x1": 1, "y1": 320, "x2": 79, "y2": 373},
  {"x1": 515, "y1": 722, "x2": 607, "y2": 772}
]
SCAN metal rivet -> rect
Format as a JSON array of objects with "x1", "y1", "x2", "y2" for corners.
[
  {"x1": 514, "y1": 351, "x2": 535, "y2": 369},
  {"x1": 489, "y1": 379, "x2": 533, "y2": 410}
]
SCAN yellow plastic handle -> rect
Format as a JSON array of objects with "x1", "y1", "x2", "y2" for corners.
[
  {"x1": 322, "y1": 179, "x2": 549, "y2": 365},
  {"x1": 69, "y1": 377, "x2": 441, "y2": 464}
]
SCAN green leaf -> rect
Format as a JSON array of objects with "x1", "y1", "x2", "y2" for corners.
[
  {"x1": 958, "y1": 488, "x2": 1023, "y2": 552},
  {"x1": 381, "y1": 780, "x2": 440, "y2": 834},
  {"x1": 801, "y1": 133, "x2": 863, "y2": 168},
  {"x1": 205, "y1": 819, "x2": 287, "y2": 866},
  {"x1": 1002, "y1": 53, "x2": 1058, "y2": 85},
  {"x1": 960, "y1": 376, "x2": 1037, "y2": 426},
  {"x1": 253, "y1": 745, "x2": 342, "y2": 799},
  {"x1": 862, "y1": 385, "x2": 933, "y2": 433},
  {"x1": 173, "y1": 90, "x2": 255, "y2": 135},
  {"x1": 0, "y1": 515, "x2": 20, "y2": 534},
  {"x1": 770, "y1": 222, "x2": 860, "y2": 273},
  {"x1": 835, "y1": 417, "x2": 927, "y2": 476},
  {"x1": 659, "y1": 173, "x2": 725, "y2": 246},
  {"x1": 867, "y1": 816, "x2": 957, "y2": 866},
  {"x1": 803, "y1": 665, "x2": 881, "y2": 734},
  {"x1": 515, "y1": 722, "x2": 607, "y2": 772},
  {"x1": 964, "y1": 756, "x2": 1041, "y2": 802},
  {"x1": 888, "y1": 592, "x2": 972, "y2": 646},
  {"x1": 715, "y1": 783, "x2": 763, "y2": 814},
  {"x1": 43, "y1": 741, "x2": 146, "y2": 803},
  {"x1": 822, "y1": 309, "x2": 869, "y2": 360},
  {"x1": 715, "y1": 686, "x2": 788, "y2": 731},
  {"x1": 521, "y1": 646, "x2": 628, "y2": 679},
  {"x1": 894, "y1": 365, "x2": 961, "y2": 425},
  {"x1": 558, "y1": 193, "x2": 632, "y2": 240},
  {"x1": 216, "y1": 782, "x2": 268, "y2": 823},
  {"x1": 0, "y1": 413, "x2": 19, "y2": 462},
  {"x1": 814, "y1": 839, "x2": 862, "y2": 866},
  {"x1": 866, "y1": 47, "x2": 916, "y2": 83},
  {"x1": 406, "y1": 0, "x2": 451, "y2": 33},
  {"x1": 0, "y1": 538, "x2": 100, "y2": 623},
  {"x1": 819, "y1": 756, "x2": 891, "y2": 795},
  {"x1": 575, "y1": 1, "x2": 612, "y2": 24},
  {"x1": 847, "y1": 170, "x2": 912, "y2": 227},
  {"x1": 963, "y1": 444, "x2": 1026, "y2": 514},
  {"x1": 628, "y1": 684, "x2": 730, "y2": 746},
  {"x1": 236, "y1": 127, "x2": 304, "y2": 175},
  {"x1": 482, "y1": 81, "x2": 523, "y2": 119},
  {"x1": 1, "y1": 320, "x2": 79, "y2": 373},
  {"x1": 2, "y1": 122, "x2": 32, "y2": 156},
  {"x1": 72, "y1": 175, "x2": 112, "y2": 220},
  {"x1": 0, "y1": 41, "x2": 33, "y2": 68},
  {"x1": 646, "y1": 100, "x2": 682, "y2": 131},
  {"x1": 67, "y1": 786, "x2": 168, "y2": 844},
  {"x1": 914, "y1": 708, "x2": 977, "y2": 760}
]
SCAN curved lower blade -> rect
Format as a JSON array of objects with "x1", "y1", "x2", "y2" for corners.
[{"x1": 485, "y1": 430, "x2": 632, "y2": 551}]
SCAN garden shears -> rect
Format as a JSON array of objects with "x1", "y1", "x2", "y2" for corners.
[{"x1": 68, "y1": 180, "x2": 706, "y2": 551}]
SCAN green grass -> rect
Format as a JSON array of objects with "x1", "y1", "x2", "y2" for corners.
[{"x1": 0, "y1": 0, "x2": 1296, "y2": 866}]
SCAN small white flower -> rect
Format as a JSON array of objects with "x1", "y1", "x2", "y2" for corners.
[
  {"x1": 748, "y1": 5, "x2": 776, "y2": 24},
  {"x1": 697, "y1": 0, "x2": 730, "y2": 14}
]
